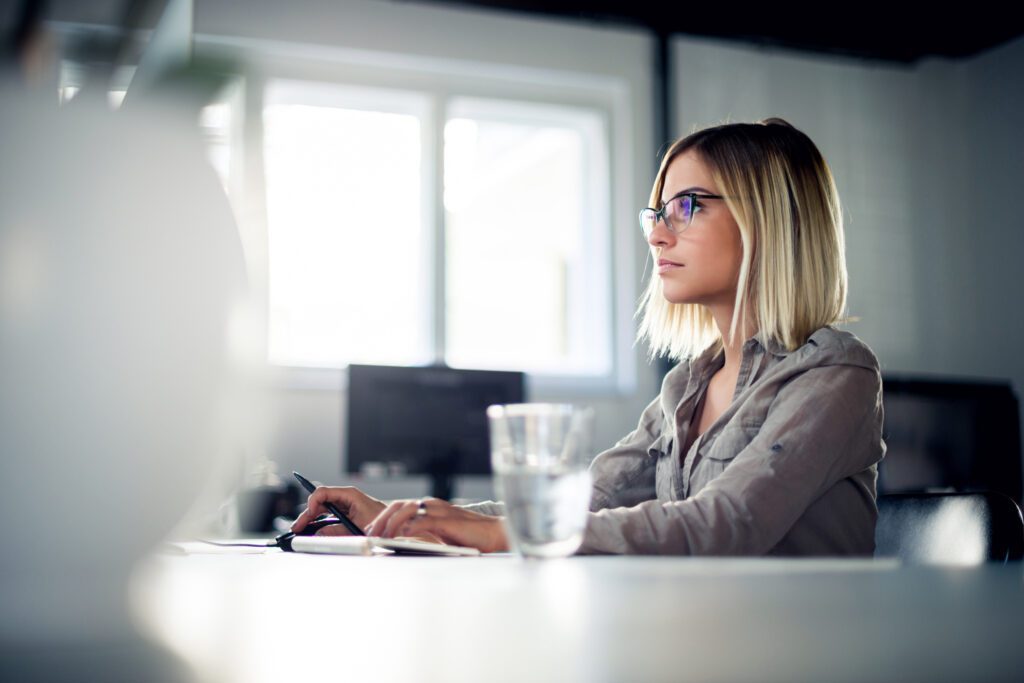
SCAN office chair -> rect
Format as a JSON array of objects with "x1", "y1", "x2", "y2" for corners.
[{"x1": 875, "y1": 491, "x2": 1024, "y2": 565}]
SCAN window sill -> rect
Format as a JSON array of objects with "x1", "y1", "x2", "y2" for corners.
[{"x1": 266, "y1": 364, "x2": 636, "y2": 397}]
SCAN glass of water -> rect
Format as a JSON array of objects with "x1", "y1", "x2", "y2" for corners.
[{"x1": 487, "y1": 403, "x2": 595, "y2": 558}]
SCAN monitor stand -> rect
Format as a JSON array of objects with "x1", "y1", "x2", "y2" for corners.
[{"x1": 425, "y1": 446, "x2": 460, "y2": 501}]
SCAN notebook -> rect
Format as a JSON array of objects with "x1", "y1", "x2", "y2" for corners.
[{"x1": 289, "y1": 535, "x2": 481, "y2": 557}]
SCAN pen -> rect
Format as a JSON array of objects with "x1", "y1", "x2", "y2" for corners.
[{"x1": 292, "y1": 471, "x2": 366, "y2": 536}]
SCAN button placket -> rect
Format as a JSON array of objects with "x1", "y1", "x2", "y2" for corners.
[
  {"x1": 641, "y1": 423, "x2": 672, "y2": 502},
  {"x1": 676, "y1": 381, "x2": 712, "y2": 499},
  {"x1": 655, "y1": 447, "x2": 673, "y2": 502},
  {"x1": 679, "y1": 430, "x2": 710, "y2": 499},
  {"x1": 670, "y1": 345, "x2": 724, "y2": 501}
]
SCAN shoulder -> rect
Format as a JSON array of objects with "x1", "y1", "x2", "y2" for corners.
[
  {"x1": 764, "y1": 326, "x2": 882, "y2": 405},
  {"x1": 763, "y1": 328, "x2": 883, "y2": 420},
  {"x1": 802, "y1": 326, "x2": 880, "y2": 374}
]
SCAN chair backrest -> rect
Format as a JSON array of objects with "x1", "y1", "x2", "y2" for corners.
[{"x1": 875, "y1": 491, "x2": 1024, "y2": 565}]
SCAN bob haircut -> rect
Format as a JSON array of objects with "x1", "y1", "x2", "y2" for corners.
[{"x1": 637, "y1": 117, "x2": 850, "y2": 362}]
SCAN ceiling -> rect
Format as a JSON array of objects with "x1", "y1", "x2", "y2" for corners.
[
  {"x1": 6, "y1": 0, "x2": 1021, "y2": 64},
  {"x1": 408, "y1": 0, "x2": 1024, "y2": 64}
]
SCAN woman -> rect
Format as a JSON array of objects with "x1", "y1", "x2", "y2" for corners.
[{"x1": 291, "y1": 117, "x2": 886, "y2": 556}]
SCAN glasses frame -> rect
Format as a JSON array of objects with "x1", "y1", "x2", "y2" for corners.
[{"x1": 638, "y1": 192, "x2": 726, "y2": 238}]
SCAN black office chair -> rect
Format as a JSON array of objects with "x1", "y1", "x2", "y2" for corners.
[{"x1": 875, "y1": 491, "x2": 1024, "y2": 565}]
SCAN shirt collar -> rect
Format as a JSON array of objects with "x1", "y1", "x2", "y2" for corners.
[
  {"x1": 686, "y1": 339, "x2": 725, "y2": 387},
  {"x1": 747, "y1": 330, "x2": 793, "y2": 357},
  {"x1": 689, "y1": 330, "x2": 792, "y2": 378}
]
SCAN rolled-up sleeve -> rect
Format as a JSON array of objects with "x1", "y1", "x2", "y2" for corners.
[
  {"x1": 456, "y1": 500, "x2": 506, "y2": 517},
  {"x1": 575, "y1": 363, "x2": 883, "y2": 555}
]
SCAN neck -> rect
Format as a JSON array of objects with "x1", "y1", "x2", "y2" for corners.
[{"x1": 708, "y1": 305, "x2": 756, "y2": 373}]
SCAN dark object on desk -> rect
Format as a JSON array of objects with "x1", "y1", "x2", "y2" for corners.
[
  {"x1": 273, "y1": 516, "x2": 347, "y2": 552},
  {"x1": 875, "y1": 491, "x2": 1024, "y2": 565},
  {"x1": 345, "y1": 363, "x2": 525, "y2": 501},
  {"x1": 879, "y1": 375, "x2": 1022, "y2": 505},
  {"x1": 237, "y1": 482, "x2": 301, "y2": 533},
  {"x1": 200, "y1": 516, "x2": 346, "y2": 551}
]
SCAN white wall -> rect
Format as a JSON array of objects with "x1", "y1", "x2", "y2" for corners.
[{"x1": 671, "y1": 34, "x2": 1024, "y2": 476}]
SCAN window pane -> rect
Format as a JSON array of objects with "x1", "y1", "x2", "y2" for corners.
[
  {"x1": 444, "y1": 100, "x2": 610, "y2": 376},
  {"x1": 264, "y1": 80, "x2": 431, "y2": 368}
]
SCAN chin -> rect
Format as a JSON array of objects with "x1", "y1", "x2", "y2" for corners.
[
  {"x1": 658, "y1": 274, "x2": 731, "y2": 307},
  {"x1": 658, "y1": 283, "x2": 703, "y2": 305}
]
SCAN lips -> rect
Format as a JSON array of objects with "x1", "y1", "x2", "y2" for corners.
[{"x1": 658, "y1": 259, "x2": 683, "y2": 266}]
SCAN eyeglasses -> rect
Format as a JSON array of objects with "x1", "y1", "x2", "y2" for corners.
[{"x1": 639, "y1": 192, "x2": 726, "y2": 239}]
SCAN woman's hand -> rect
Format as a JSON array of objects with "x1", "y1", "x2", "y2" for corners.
[
  {"x1": 290, "y1": 485, "x2": 386, "y2": 536},
  {"x1": 367, "y1": 498, "x2": 510, "y2": 554}
]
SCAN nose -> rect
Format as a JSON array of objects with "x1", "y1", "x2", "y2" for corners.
[{"x1": 646, "y1": 214, "x2": 676, "y2": 249}]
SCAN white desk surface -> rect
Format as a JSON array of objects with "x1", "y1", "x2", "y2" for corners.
[{"x1": 129, "y1": 549, "x2": 1024, "y2": 683}]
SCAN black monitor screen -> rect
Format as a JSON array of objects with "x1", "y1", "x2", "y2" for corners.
[{"x1": 344, "y1": 364, "x2": 525, "y2": 498}]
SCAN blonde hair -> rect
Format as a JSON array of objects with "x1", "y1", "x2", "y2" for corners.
[{"x1": 637, "y1": 117, "x2": 850, "y2": 362}]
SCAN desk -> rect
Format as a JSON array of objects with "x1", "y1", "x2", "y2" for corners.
[{"x1": 124, "y1": 550, "x2": 1024, "y2": 683}]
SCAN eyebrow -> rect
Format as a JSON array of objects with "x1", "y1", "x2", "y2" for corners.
[{"x1": 660, "y1": 186, "x2": 715, "y2": 205}]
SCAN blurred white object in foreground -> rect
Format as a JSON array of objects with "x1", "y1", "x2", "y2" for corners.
[{"x1": 0, "y1": 72, "x2": 251, "y2": 665}]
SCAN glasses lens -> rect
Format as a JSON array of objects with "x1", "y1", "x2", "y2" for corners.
[
  {"x1": 639, "y1": 209, "x2": 658, "y2": 237},
  {"x1": 639, "y1": 195, "x2": 694, "y2": 238},
  {"x1": 664, "y1": 195, "x2": 693, "y2": 229}
]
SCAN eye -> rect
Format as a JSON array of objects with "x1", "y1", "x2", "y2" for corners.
[{"x1": 666, "y1": 196, "x2": 688, "y2": 213}]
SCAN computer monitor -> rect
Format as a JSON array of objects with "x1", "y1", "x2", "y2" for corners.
[
  {"x1": 879, "y1": 374, "x2": 1022, "y2": 505},
  {"x1": 344, "y1": 363, "x2": 526, "y2": 500}
]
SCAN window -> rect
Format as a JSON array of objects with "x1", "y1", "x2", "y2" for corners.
[
  {"x1": 262, "y1": 79, "x2": 433, "y2": 368},
  {"x1": 444, "y1": 98, "x2": 610, "y2": 376},
  {"x1": 260, "y1": 80, "x2": 612, "y2": 379}
]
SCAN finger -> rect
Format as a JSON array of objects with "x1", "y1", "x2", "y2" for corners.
[
  {"x1": 392, "y1": 498, "x2": 448, "y2": 536},
  {"x1": 398, "y1": 504, "x2": 493, "y2": 550},
  {"x1": 366, "y1": 500, "x2": 403, "y2": 536},
  {"x1": 377, "y1": 501, "x2": 417, "y2": 538},
  {"x1": 292, "y1": 487, "x2": 351, "y2": 531},
  {"x1": 395, "y1": 522, "x2": 444, "y2": 545},
  {"x1": 396, "y1": 515, "x2": 431, "y2": 539},
  {"x1": 395, "y1": 500, "x2": 449, "y2": 536},
  {"x1": 292, "y1": 490, "x2": 331, "y2": 532},
  {"x1": 316, "y1": 523, "x2": 354, "y2": 537},
  {"x1": 380, "y1": 501, "x2": 415, "y2": 540},
  {"x1": 290, "y1": 498, "x2": 319, "y2": 532},
  {"x1": 419, "y1": 530, "x2": 444, "y2": 544}
]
